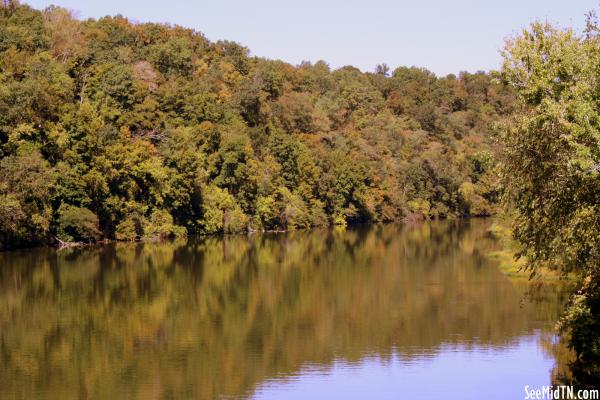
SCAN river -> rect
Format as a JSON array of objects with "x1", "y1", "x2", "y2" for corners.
[{"x1": 0, "y1": 219, "x2": 568, "y2": 399}]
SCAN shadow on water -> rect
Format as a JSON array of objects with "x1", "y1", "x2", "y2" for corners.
[{"x1": 0, "y1": 219, "x2": 570, "y2": 399}]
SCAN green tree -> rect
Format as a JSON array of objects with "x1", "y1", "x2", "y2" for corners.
[
  {"x1": 501, "y1": 21, "x2": 600, "y2": 385},
  {"x1": 56, "y1": 203, "x2": 100, "y2": 242},
  {"x1": 0, "y1": 0, "x2": 512, "y2": 249},
  {"x1": 200, "y1": 185, "x2": 248, "y2": 234}
]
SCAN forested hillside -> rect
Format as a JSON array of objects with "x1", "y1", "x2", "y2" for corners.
[{"x1": 0, "y1": 1, "x2": 514, "y2": 248}]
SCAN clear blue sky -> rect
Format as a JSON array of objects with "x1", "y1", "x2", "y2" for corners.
[{"x1": 25, "y1": 0, "x2": 595, "y2": 76}]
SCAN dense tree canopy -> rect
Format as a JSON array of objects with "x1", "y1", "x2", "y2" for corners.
[
  {"x1": 501, "y1": 18, "x2": 600, "y2": 386},
  {"x1": 0, "y1": 1, "x2": 514, "y2": 249}
]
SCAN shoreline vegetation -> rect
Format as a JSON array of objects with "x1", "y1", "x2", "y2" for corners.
[
  {"x1": 487, "y1": 218, "x2": 573, "y2": 282},
  {"x1": 500, "y1": 18, "x2": 600, "y2": 385},
  {"x1": 34, "y1": 212, "x2": 564, "y2": 289},
  {"x1": 0, "y1": 1, "x2": 514, "y2": 251},
  {"x1": 48, "y1": 214, "x2": 571, "y2": 286},
  {"x1": 36, "y1": 214, "x2": 477, "y2": 250}
]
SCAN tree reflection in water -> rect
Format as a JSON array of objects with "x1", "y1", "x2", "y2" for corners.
[{"x1": 0, "y1": 220, "x2": 568, "y2": 399}]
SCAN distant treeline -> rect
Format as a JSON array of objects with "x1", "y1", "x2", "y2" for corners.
[{"x1": 0, "y1": 1, "x2": 515, "y2": 248}]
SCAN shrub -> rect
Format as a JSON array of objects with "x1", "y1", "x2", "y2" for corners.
[
  {"x1": 143, "y1": 209, "x2": 187, "y2": 240},
  {"x1": 115, "y1": 214, "x2": 145, "y2": 241},
  {"x1": 200, "y1": 185, "x2": 248, "y2": 234},
  {"x1": 56, "y1": 204, "x2": 100, "y2": 242}
]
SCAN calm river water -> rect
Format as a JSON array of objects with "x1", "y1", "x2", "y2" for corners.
[{"x1": 0, "y1": 220, "x2": 568, "y2": 399}]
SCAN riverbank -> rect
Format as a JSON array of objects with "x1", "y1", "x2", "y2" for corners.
[
  {"x1": 1, "y1": 215, "x2": 486, "y2": 252},
  {"x1": 487, "y1": 219, "x2": 573, "y2": 282}
]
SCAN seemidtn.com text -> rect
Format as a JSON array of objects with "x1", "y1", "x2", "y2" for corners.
[{"x1": 525, "y1": 386, "x2": 599, "y2": 400}]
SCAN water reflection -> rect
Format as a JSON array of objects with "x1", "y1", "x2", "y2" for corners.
[{"x1": 0, "y1": 220, "x2": 566, "y2": 399}]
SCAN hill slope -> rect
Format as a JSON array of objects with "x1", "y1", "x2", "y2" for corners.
[{"x1": 0, "y1": 1, "x2": 514, "y2": 248}]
